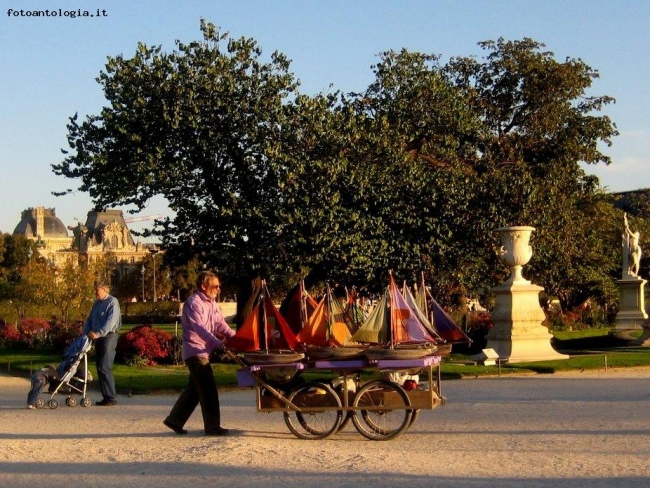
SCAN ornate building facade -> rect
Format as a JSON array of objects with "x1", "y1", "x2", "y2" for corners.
[{"x1": 13, "y1": 206, "x2": 152, "y2": 285}]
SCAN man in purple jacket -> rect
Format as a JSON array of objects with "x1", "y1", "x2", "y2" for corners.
[{"x1": 164, "y1": 271, "x2": 236, "y2": 436}]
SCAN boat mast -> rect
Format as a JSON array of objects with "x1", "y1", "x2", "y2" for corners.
[{"x1": 262, "y1": 280, "x2": 270, "y2": 353}]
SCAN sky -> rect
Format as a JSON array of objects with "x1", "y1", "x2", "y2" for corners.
[{"x1": 1, "y1": 0, "x2": 649, "y2": 238}]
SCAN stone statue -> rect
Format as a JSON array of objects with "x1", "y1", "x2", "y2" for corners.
[
  {"x1": 72, "y1": 223, "x2": 88, "y2": 251},
  {"x1": 623, "y1": 213, "x2": 642, "y2": 278}
]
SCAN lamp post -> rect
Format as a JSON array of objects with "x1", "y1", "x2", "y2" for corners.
[
  {"x1": 166, "y1": 271, "x2": 171, "y2": 301},
  {"x1": 141, "y1": 265, "x2": 145, "y2": 302},
  {"x1": 150, "y1": 248, "x2": 159, "y2": 303}
]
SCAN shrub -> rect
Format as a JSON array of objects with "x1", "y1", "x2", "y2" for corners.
[
  {"x1": 16, "y1": 318, "x2": 52, "y2": 348},
  {"x1": 50, "y1": 320, "x2": 84, "y2": 353},
  {"x1": 0, "y1": 319, "x2": 20, "y2": 347},
  {"x1": 455, "y1": 312, "x2": 494, "y2": 354},
  {"x1": 544, "y1": 297, "x2": 612, "y2": 331},
  {"x1": 116, "y1": 324, "x2": 173, "y2": 366}
]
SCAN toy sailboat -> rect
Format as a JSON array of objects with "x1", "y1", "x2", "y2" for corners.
[
  {"x1": 227, "y1": 281, "x2": 304, "y2": 364},
  {"x1": 352, "y1": 273, "x2": 439, "y2": 360}
]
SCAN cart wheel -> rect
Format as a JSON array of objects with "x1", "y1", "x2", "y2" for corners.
[
  {"x1": 35, "y1": 398, "x2": 45, "y2": 409},
  {"x1": 66, "y1": 397, "x2": 77, "y2": 407},
  {"x1": 337, "y1": 411, "x2": 354, "y2": 432},
  {"x1": 81, "y1": 397, "x2": 92, "y2": 407},
  {"x1": 408, "y1": 409, "x2": 420, "y2": 429},
  {"x1": 48, "y1": 399, "x2": 59, "y2": 409},
  {"x1": 283, "y1": 382, "x2": 342, "y2": 440},
  {"x1": 351, "y1": 380, "x2": 412, "y2": 441}
]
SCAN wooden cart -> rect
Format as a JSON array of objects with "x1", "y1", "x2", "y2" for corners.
[{"x1": 229, "y1": 351, "x2": 444, "y2": 441}]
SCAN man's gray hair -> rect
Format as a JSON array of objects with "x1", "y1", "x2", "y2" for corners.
[
  {"x1": 94, "y1": 280, "x2": 110, "y2": 291},
  {"x1": 195, "y1": 270, "x2": 218, "y2": 289}
]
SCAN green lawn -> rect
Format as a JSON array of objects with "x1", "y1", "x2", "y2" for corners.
[
  {"x1": 1, "y1": 326, "x2": 649, "y2": 394},
  {"x1": 440, "y1": 327, "x2": 649, "y2": 378}
]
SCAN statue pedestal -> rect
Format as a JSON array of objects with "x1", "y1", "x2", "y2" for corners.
[
  {"x1": 633, "y1": 326, "x2": 650, "y2": 346},
  {"x1": 612, "y1": 278, "x2": 647, "y2": 339},
  {"x1": 485, "y1": 282, "x2": 569, "y2": 363}
]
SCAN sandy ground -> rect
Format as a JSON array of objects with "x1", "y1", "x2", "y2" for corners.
[{"x1": 0, "y1": 367, "x2": 649, "y2": 488}]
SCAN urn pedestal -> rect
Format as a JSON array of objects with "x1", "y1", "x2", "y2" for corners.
[{"x1": 484, "y1": 227, "x2": 568, "y2": 363}]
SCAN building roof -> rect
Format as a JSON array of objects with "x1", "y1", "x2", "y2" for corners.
[
  {"x1": 13, "y1": 207, "x2": 68, "y2": 239},
  {"x1": 83, "y1": 209, "x2": 136, "y2": 247}
]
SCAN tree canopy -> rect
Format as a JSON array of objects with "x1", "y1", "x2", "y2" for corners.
[{"x1": 53, "y1": 23, "x2": 622, "y2": 309}]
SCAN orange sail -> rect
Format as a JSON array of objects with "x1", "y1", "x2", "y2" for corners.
[
  {"x1": 296, "y1": 297, "x2": 328, "y2": 346},
  {"x1": 295, "y1": 286, "x2": 352, "y2": 347},
  {"x1": 228, "y1": 286, "x2": 300, "y2": 351},
  {"x1": 227, "y1": 297, "x2": 262, "y2": 352},
  {"x1": 263, "y1": 293, "x2": 300, "y2": 350}
]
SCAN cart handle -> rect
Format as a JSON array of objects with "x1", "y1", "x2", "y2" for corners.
[{"x1": 222, "y1": 348, "x2": 302, "y2": 411}]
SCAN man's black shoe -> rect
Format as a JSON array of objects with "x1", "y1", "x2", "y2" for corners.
[
  {"x1": 205, "y1": 427, "x2": 229, "y2": 437},
  {"x1": 95, "y1": 399, "x2": 117, "y2": 406},
  {"x1": 163, "y1": 419, "x2": 188, "y2": 435}
]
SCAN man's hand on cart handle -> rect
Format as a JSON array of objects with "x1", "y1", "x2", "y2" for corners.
[{"x1": 222, "y1": 348, "x2": 247, "y2": 367}]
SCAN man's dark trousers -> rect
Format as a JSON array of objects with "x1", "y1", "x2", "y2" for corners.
[
  {"x1": 95, "y1": 332, "x2": 118, "y2": 401},
  {"x1": 165, "y1": 356, "x2": 222, "y2": 434}
]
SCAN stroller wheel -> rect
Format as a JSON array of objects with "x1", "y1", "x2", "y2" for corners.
[
  {"x1": 35, "y1": 399, "x2": 45, "y2": 409},
  {"x1": 81, "y1": 397, "x2": 92, "y2": 407},
  {"x1": 66, "y1": 397, "x2": 77, "y2": 407},
  {"x1": 48, "y1": 399, "x2": 59, "y2": 409}
]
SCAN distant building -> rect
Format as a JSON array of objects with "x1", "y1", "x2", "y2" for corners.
[
  {"x1": 13, "y1": 206, "x2": 71, "y2": 262},
  {"x1": 13, "y1": 206, "x2": 153, "y2": 285}
]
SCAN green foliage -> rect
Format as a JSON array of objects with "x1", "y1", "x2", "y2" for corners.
[
  {"x1": 0, "y1": 236, "x2": 116, "y2": 322},
  {"x1": 14, "y1": 260, "x2": 96, "y2": 322},
  {"x1": 546, "y1": 307, "x2": 611, "y2": 332},
  {"x1": 0, "y1": 234, "x2": 36, "y2": 282},
  {"x1": 53, "y1": 25, "x2": 621, "y2": 310},
  {"x1": 55, "y1": 21, "x2": 299, "y2": 281},
  {"x1": 116, "y1": 251, "x2": 176, "y2": 302},
  {"x1": 0, "y1": 234, "x2": 38, "y2": 307}
]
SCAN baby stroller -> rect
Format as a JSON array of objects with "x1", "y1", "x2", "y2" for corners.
[{"x1": 35, "y1": 335, "x2": 94, "y2": 409}]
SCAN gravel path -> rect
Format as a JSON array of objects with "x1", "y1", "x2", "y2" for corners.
[{"x1": 1, "y1": 368, "x2": 649, "y2": 487}]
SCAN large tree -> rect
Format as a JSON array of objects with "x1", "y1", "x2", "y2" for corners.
[
  {"x1": 443, "y1": 38, "x2": 620, "y2": 308},
  {"x1": 334, "y1": 39, "x2": 621, "y2": 306},
  {"x1": 54, "y1": 27, "x2": 621, "y2": 308},
  {"x1": 55, "y1": 21, "x2": 301, "y2": 286}
]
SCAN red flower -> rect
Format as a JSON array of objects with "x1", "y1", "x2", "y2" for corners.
[{"x1": 116, "y1": 324, "x2": 173, "y2": 365}]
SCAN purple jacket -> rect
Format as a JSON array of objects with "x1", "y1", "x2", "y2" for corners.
[{"x1": 181, "y1": 290, "x2": 235, "y2": 360}]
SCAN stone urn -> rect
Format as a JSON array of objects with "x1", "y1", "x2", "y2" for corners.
[
  {"x1": 485, "y1": 225, "x2": 569, "y2": 362},
  {"x1": 496, "y1": 226, "x2": 535, "y2": 285}
]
